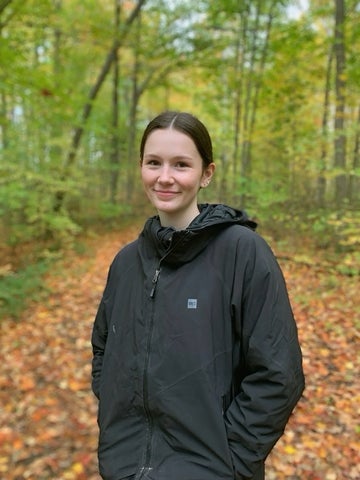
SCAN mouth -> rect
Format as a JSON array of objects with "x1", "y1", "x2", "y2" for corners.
[{"x1": 153, "y1": 190, "x2": 179, "y2": 198}]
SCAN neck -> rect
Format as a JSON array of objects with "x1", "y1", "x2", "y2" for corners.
[{"x1": 159, "y1": 206, "x2": 200, "y2": 230}]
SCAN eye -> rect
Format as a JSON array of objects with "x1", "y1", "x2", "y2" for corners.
[
  {"x1": 175, "y1": 161, "x2": 190, "y2": 168},
  {"x1": 144, "y1": 158, "x2": 160, "y2": 166}
]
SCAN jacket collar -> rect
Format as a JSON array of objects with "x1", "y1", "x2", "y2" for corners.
[{"x1": 138, "y1": 204, "x2": 257, "y2": 266}]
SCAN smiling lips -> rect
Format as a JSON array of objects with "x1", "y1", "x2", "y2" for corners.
[{"x1": 154, "y1": 190, "x2": 179, "y2": 199}]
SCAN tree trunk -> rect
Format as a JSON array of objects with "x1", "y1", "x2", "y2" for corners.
[
  {"x1": 334, "y1": 0, "x2": 347, "y2": 204},
  {"x1": 232, "y1": 2, "x2": 248, "y2": 205},
  {"x1": 240, "y1": 0, "x2": 260, "y2": 184},
  {"x1": 232, "y1": 26, "x2": 242, "y2": 201},
  {"x1": 53, "y1": 0, "x2": 62, "y2": 79},
  {"x1": 348, "y1": 103, "x2": 360, "y2": 203},
  {"x1": 239, "y1": 0, "x2": 274, "y2": 206},
  {"x1": 109, "y1": 0, "x2": 121, "y2": 204},
  {"x1": 49, "y1": 0, "x2": 63, "y2": 163},
  {"x1": 54, "y1": 0, "x2": 146, "y2": 212},
  {"x1": 0, "y1": 2, "x2": 10, "y2": 149},
  {"x1": 317, "y1": 46, "x2": 333, "y2": 207},
  {"x1": 0, "y1": 0, "x2": 12, "y2": 16},
  {"x1": 0, "y1": 92, "x2": 8, "y2": 149},
  {"x1": 246, "y1": 0, "x2": 275, "y2": 173},
  {"x1": 126, "y1": 14, "x2": 141, "y2": 203}
]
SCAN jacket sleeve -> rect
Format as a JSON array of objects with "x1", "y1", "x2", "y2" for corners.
[
  {"x1": 90, "y1": 243, "x2": 136, "y2": 400},
  {"x1": 91, "y1": 260, "x2": 115, "y2": 400},
  {"x1": 225, "y1": 232, "x2": 305, "y2": 479},
  {"x1": 91, "y1": 298, "x2": 108, "y2": 399}
]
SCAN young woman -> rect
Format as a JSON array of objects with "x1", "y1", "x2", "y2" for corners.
[{"x1": 91, "y1": 111, "x2": 305, "y2": 480}]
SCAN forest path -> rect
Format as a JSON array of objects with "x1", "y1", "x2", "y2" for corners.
[{"x1": 0, "y1": 225, "x2": 359, "y2": 479}]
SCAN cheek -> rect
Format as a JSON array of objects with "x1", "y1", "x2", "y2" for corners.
[{"x1": 141, "y1": 168, "x2": 151, "y2": 186}]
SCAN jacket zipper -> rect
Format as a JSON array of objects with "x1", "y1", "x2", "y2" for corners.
[
  {"x1": 137, "y1": 238, "x2": 183, "y2": 477},
  {"x1": 138, "y1": 358, "x2": 153, "y2": 479},
  {"x1": 136, "y1": 265, "x2": 161, "y2": 479},
  {"x1": 137, "y1": 309, "x2": 155, "y2": 479},
  {"x1": 150, "y1": 268, "x2": 161, "y2": 298},
  {"x1": 149, "y1": 232, "x2": 188, "y2": 300},
  {"x1": 138, "y1": 237, "x2": 188, "y2": 476}
]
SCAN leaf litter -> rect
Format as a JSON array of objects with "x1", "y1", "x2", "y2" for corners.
[{"x1": 0, "y1": 226, "x2": 359, "y2": 479}]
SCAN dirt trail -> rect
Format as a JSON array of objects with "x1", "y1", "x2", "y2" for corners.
[
  {"x1": 0, "y1": 227, "x2": 139, "y2": 480},
  {"x1": 0, "y1": 226, "x2": 359, "y2": 479}
]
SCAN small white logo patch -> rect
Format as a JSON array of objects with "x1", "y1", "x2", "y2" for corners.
[{"x1": 187, "y1": 298, "x2": 198, "y2": 309}]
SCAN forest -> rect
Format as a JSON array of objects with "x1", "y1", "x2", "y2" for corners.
[
  {"x1": 1, "y1": 0, "x2": 360, "y2": 260},
  {"x1": 0, "y1": 0, "x2": 359, "y2": 479}
]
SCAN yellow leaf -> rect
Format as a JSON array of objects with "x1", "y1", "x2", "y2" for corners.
[
  {"x1": 284, "y1": 444, "x2": 296, "y2": 455},
  {"x1": 72, "y1": 462, "x2": 84, "y2": 474}
]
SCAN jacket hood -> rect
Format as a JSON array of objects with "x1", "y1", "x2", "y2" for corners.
[
  {"x1": 188, "y1": 203, "x2": 257, "y2": 231},
  {"x1": 139, "y1": 203, "x2": 257, "y2": 266}
]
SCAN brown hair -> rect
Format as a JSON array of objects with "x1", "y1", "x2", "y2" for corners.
[{"x1": 140, "y1": 111, "x2": 213, "y2": 167}]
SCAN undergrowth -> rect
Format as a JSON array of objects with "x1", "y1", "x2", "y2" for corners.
[{"x1": 0, "y1": 261, "x2": 50, "y2": 320}]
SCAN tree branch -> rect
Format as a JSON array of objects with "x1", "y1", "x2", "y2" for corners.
[
  {"x1": 0, "y1": 0, "x2": 12, "y2": 15},
  {"x1": 66, "y1": 0, "x2": 146, "y2": 170},
  {"x1": 54, "y1": 0, "x2": 147, "y2": 211}
]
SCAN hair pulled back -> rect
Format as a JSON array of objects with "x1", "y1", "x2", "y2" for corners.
[{"x1": 140, "y1": 111, "x2": 213, "y2": 167}]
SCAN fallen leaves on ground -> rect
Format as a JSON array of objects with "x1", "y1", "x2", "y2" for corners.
[
  {"x1": 1, "y1": 226, "x2": 359, "y2": 479},
  {"x1": 267, "y1": 259, "x2": 360, "y2": 480}
]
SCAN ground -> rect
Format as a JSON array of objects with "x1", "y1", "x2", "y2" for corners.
[{"x1": 0, "y1": 225, "x2": 359, "y2": 479}]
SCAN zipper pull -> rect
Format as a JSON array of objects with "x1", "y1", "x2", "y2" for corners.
[{"x1": 150, "y1": 268, "x2": 161, "y2": 298}]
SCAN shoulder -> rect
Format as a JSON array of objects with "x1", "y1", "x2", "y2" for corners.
[
  {"x1": 111, "y1": 238, "x2": 139, "y2": 265},
  {"x1": 105, "y1": 239, "x2": 139, "y2": 279},
  {"x1": 102, "y1": 239, "x2": 139, "y2": 295},
  {"x1": 218, "y1": 224, "x2": 271, "y2": 250},
  {"x1": 215, "y1": 224, "x2": 279, "y2": 271}
]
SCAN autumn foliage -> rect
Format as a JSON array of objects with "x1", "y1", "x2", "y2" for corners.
[{"x1": 0, "y1": 226, "x2": 359, "y2": 479}]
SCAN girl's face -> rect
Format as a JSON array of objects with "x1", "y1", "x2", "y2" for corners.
[{"x1": 141, "y1": 128, "x2": 215, "y2": 230}]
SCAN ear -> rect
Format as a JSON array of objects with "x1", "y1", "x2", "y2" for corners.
[{"x1": 201, "y1": 163, "x2": 215, "y2": 187}]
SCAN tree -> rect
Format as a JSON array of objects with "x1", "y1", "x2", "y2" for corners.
[
  {"x1": 349, "y1": 103, "x2": 360, "y2": 202},
  {"x1": 109, "y1": 0, "x2": 122, "y2": 204},
  {"x1": 1, "y1": 0, "x2": 360, "y2": 251},
  {"x1": 317, "y1": 46, "x2": 333, "y2": 207},
  {"x1": 333, "y1": 0, "x2": 347, "y2": 204},
  {"x1": 54, "y1": 0, "x2": 147, "y2": 212},
  {"x1": 0, "y1": 0, "x2": 12, "y2": 17}
]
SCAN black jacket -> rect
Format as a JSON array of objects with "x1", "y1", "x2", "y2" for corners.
[{"x1": 91, "y1": 204, "x2": 305, "y2": 480}]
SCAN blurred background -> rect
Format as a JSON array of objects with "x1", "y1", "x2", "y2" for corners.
[{"x1": 1, "y1": 0, "x2": 359, "y2": 257}]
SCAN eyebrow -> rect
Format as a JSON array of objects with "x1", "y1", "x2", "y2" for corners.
[{"x1": 143, "y1": 153, "x2": 194, "y2": 161}]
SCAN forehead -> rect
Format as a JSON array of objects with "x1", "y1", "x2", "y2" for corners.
[{"x1": 144, "y1": 128, "x2": 199, "y2": 156}]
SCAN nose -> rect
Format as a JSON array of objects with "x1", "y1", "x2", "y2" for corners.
[{"x1": 157, "y1": 164, "x2": 174, "y2": 184}]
